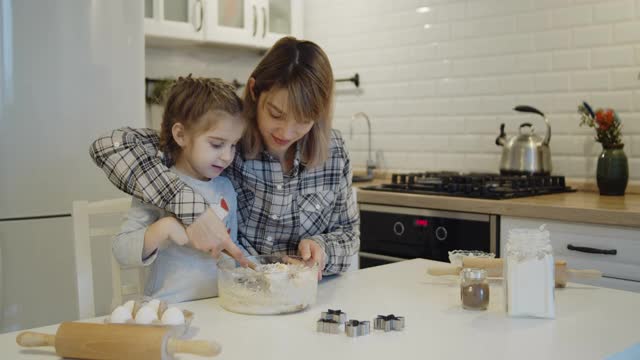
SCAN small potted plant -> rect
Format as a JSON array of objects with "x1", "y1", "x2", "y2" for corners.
[{"x1": 578, "y1": 101, "x2": 628, "y2": 196}]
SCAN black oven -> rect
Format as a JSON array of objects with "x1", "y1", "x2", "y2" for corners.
[{"x1": 358, "y1": 204, "x2": 499, "y2": 269}]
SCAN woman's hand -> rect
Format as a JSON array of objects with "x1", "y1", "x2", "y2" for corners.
[
  {"x1": 186, "y1": 207, "x2": 248, "y2": 267},
  {"x1": 298, "y1": 239, "x2": 326, "y2": 280}
]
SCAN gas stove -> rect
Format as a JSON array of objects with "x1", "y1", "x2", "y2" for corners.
[{"x1": 361, "y1": 172, "x2": 575, "y2": 200}]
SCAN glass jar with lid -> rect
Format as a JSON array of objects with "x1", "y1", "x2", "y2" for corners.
[{"x1": 460, "y1": 268, "x2": 490, "y2": 310}]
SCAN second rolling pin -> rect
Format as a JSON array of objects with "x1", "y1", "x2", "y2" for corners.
[{"x1": 427, "y1": 257, "x2": 602, "y2": 288}]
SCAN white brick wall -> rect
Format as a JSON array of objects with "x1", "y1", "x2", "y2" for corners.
[{"x1": 305, "y1": 0, "x2": 640, "y2": 179}]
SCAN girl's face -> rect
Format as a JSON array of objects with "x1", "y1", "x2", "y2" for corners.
[
  {"x1": 174, "y1": 111, "x2": 245, "y2": 181},
  {"x1": 256, "y1": 88, "x2": 314, "y2": 160}
]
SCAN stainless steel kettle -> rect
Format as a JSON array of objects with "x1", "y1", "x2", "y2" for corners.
[{"x1": 495, "y1": 105, "x2": 552, "y2": 175}]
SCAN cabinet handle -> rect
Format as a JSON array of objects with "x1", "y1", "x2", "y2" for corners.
[
  {"x1": 194, "y1": 0, "x2": 203, "y2": 32},
  {"x1": 567, "y1": 244, "x2": 617, "y2": 256},
  {"x1": 252, "y1": 5, "x2": 257, "y2": 37},
  {"x1": 262, "y1": 6, "x2": 267, "y2": 38}
]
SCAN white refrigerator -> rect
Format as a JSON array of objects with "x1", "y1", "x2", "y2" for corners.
[{"x1": 0, "y1": 0, "x2": 144, "y2": 333}]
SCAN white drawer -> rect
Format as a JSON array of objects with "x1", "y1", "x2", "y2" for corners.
[{"x1": 501, "y1": 216, "x2": 640, "y2": 284}]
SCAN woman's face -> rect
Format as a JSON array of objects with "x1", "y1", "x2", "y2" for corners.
[{"x1": 256, "y1": 87, "x2": 314, "y2": 160}]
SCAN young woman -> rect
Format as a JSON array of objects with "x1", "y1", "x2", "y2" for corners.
[{"x1": 90, "y1": 37, "x2": 359, "y2": 279}]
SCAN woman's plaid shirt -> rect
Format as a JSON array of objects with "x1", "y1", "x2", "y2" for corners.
[{"x1": 90, "y1": 127, "x2": 360, "y2": 274}]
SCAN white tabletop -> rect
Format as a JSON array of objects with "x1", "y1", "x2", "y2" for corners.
[{"x1": 2, "y1": 259, "x2": 639, "y2": 360}]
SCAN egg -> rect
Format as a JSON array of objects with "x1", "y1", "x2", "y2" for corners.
[
  {"x1": 146, "y1": 299, "x2": 161, "y2": 313},
  {"x1": 123, "y1": 300, "x2": 135, "y2": 314},
  {"x1": 161, "y1": 307, "x2": 185, "y2": 325},
  {"x1": 134, "y1": 305, "x2": 158, "y2": 324},
  {"x1": 110, "y1": 305, "x2": 132, "y2": 324}
]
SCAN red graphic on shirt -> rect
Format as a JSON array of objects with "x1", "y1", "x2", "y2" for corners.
[{"x1": 220, "y1": 198, "x2": 229, "y2": 212}]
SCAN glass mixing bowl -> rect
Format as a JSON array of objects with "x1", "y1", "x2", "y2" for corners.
[{"x1": 217, "y1": 254, "x2": 318, "y2": 315}]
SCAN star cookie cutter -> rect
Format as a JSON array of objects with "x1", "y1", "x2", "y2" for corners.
[
  {"x1": 316, "y1": 319, "x2": 342, "y2": 334},
  {"x1": 374, "y1": 314, "x2": 405, "y2": 332},
  {"x1": 345, "y1": 320, "x2": 370, "y2": 337},
  {"x1": 321, "y1": 309, "x2": 347, "y2": 323}
]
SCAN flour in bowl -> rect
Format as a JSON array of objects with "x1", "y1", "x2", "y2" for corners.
[{"x1": 218, "y1": 262, "x2": 318, "y2": 315}]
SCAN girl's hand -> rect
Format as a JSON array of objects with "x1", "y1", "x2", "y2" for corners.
[
  {"x1": 298, "y1": 239, "x2": 326, "y2": 280},
  {"x1": 143, "y1": 217, "x2": 188, "y2": 258},
  {"x1": 162, "y1": 217, "x2": 189, "y2": 246},
  {"x1": 186, "y1": 207, "x2": 248, "y2": 267}
]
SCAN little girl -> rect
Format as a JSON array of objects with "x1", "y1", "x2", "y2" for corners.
[{"x1": 113, "y1": 75, "x2": 246, "y2": 303}]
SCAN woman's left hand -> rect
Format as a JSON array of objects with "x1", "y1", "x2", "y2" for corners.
[{"x1": 298, "y1": 239, "x2": 325, "y2": 280}]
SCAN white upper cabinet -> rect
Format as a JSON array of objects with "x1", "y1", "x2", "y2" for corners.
[
  {"x1": 145, "y1": 0, "x2": 205, "y2": 42},
  {"x1": 205, "y1": 0, "x2": 303, "y2": 49},
  {"x1": 144, "y1": 0, "x2": 302, "y2": 49},
  {"x1": 263, "y1": 0, "x2": 303, "y2": 47}
]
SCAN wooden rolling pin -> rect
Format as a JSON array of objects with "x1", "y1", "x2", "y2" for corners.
[
  {"x1": 428, "y1": 257, "x2": 602, "y2": 288},
  {"x1": 16, "y1": 322, "x2": 221, "y2": 360}
]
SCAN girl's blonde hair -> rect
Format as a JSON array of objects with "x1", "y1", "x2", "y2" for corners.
[
  {"x1": 159, "y1": 75, "x2": 243, "y2": 163},
  {"x1": 242, "y1": 37, "x2": 334, "y2": 168}
]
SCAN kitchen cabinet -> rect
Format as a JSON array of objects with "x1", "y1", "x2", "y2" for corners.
[
  {"x1": 144, "y1": 0, "x2": 205, "y2": 42},
  {"x1": 204, "y1": 0, "x2": 302, "y2": 49},
  {"x1": 145, "y1": 0, "x2": 302, "y2": 49},
  {"x1": 501, "y1": 216, "x2": 640, "y2": 292}
]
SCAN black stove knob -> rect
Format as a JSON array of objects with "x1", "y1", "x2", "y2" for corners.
[
  {"x1": 400, "y1": 174, "x2": 407, "y2": 184},
  {"x1": 435, "y1": 226, "x2": 448, "y2": 241},
  {"x1": 392, "y1": 174, "x2": 398, "y2": 184}
]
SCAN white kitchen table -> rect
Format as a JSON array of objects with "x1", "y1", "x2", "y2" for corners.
[{"x1": 2, "y1": 259, "x2": 639, "y2": 360}]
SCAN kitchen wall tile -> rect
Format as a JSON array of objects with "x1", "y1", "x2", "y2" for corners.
[
  {"x1": 533, "y1": 0, "x2": 570, "y2": 10},
  {"x1": 571, "y1": 71, "x2": 610, "y2": 91},
  {"x1": 449, "y1": 135, "x2": 499, "y2": 153},
  {"x1": 620, "y1": 113, "x2": 640, "y2": 132},
  {"x1": 631, "y1": 136, "x2": 640, "y2": 156},
  {"x1": 437, "y1": 78, "x2": 466, "y2": 96},
  {"x1": 517, "y1": 53, "x2": 553, "y2": 72},
  {"x1": 304, "y1": 0, "x2": 640, "y2": 179},
  {"x1": 552, "y1": 50, "x2": 590, "y2": 70},
  {"x1": 551, "y1": 6, "x2": 592, "y2": 28},
  {"x1": 593, "y1": 0, "x2": 635, "y2": 23},
  {"x1": 435, "y1": 153, "x2": 466, "y2": 172},
  {"x1": 591, "y1": 46, "x2": 635, "y2": 68},
  {"x1": 467, "y1": 78, "x2": 500, "y2": 95},
  {"x1": 629, "y1": 159, "x2": 640, "y2": 179},
  {"x1": 590, "y1": 92, "x2": 633, "y2": 111},
  {"x1": 517, "y1": 11, "x2": 552, "y2": 32},
  {"x1": 534, "y1": 73, "x2": 570, "y2": 92},
  {"x1": 499, "y1": 75, "x2": 535, "y2": 93},
  {"x1": 464, "y1": 116, "x2": 501, "y2": 134},
  {"x1": 572, "y1": 25, "x2": 612, "y2": 48},
  {"x1": 613, "y1": 22, "x2": 640, "y2": 43},
  {"x1": 436, "y1": 2, "x2": 468, "y2": 23},
  {"x1": 451, "y1": 16, "x2": 516, "y2": 40},
  {"x1": 611, "y1": 68, "x2": 640, "y2": 89},
  {"x1": 464, "y1": 154, "x2": 502, "y2": 172},
  {"x1": 534, "y1": 30, "x2": 570, "y2": 51},
  {"x1": 553, "y1": 91, "x2": 598, "y2": 114}
]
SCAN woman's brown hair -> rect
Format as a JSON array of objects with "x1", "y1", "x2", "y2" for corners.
[
  {"x1": 242, "y1": 36, "x2": 334, "y2": 168},
  {"x1": 159, "y1": 75, "x2": 243, "y2": 163}
]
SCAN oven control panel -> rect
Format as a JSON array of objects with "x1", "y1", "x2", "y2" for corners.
[{"x1": 358, "y1": 204, "x2": 497, "y2": 268}]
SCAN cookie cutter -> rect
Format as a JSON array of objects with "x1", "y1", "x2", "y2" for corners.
[
  {"x1": 374, "y1": 314, "x2": 405, "y2": 332},
  {"x1": 317, "y1": 319, "x2": 342, "y2": 334},
  {"x1": 321, "y1": 309, "x2": 347, "y2": 323},
  {"x1": 345, "y1": 320, "x2": 370, "y2": 337}
]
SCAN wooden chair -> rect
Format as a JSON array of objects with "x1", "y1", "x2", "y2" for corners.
[{"x1": 71, "y1": 197, "x2": 144, "y2": 318}]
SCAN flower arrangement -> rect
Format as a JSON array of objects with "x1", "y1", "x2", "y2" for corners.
[{"x1": 577, "y1": 101, "x2": 623, "y2": 149}]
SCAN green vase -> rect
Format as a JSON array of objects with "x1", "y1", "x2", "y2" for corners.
[{"x1": 596, "y1": 144, "x2": 628, "y2": 196}]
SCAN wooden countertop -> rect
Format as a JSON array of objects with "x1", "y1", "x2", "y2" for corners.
[{"x1": 354, "y1": 180, "x2": 640, "y2": 228}]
